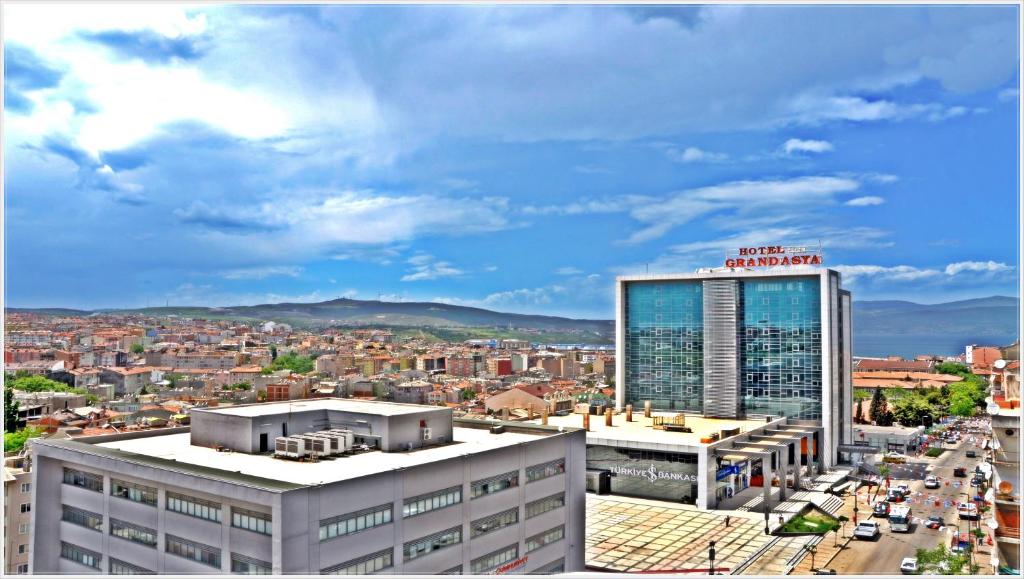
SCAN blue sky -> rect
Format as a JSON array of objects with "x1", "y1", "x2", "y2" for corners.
[{"x1": 4, "y1": 4, "x2": 1020, "y2": 318}]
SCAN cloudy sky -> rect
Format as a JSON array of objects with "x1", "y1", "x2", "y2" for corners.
[{"x1": 4, "y1": 3, "x2": 1020, "y2": 318}]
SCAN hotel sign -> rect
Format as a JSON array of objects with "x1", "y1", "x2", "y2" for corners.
[
  {"x1": 724, "y1": 245, "x2": 823, "y2": 268},
  {"x1": 610, "y1": 463, "x2": 698, "y2": 483}
]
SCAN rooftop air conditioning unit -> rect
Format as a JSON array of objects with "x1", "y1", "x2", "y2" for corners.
[
  {"x1": 308, "y1": 432, "x2": 343, "y2": 456},
  {"x1": 327, "y1": 429, "x2": 355, "y2": 453},
  {"x1": 274, "y1": 436, "x2": 307, "y2": 459},
  {"x1": 293, "y1": 435, "x2": 329, "y2": 458}
]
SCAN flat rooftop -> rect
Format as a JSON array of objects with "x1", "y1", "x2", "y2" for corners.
[
  {"x1": 87, "y1": 424, "x2": 548, "y2": 487},
  {"x1": 194, "y1": 398, "x2": 445, "y2": 417},
  {"x1": 534, "y1": 411, "x2": 773, "y2": 448}
]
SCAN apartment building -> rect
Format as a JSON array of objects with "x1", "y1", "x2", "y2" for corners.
[
  {"x1": 3, "y1": 455, "x2": 34, "y2": 575},
  {"x1": 29, "y1": 399, "x2": 585, "y2": 575}
]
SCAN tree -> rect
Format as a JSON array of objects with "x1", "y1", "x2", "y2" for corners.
[
  {"x1": 949, "y1": 392, "x2": 976, "y2": 417},
  {"x1": 875, "y1": 409, "x2": 895, "y2": 427},
  {"x1": 854, "y1": 400, "x2": 864, "y2": 424},
  {"x1": 461, "y1": 389, "x2": 476, "y2": 401},
  {"x1": 228, "y1": 382, "x2": 251, "y2": 391},
  {"x1": 935, "y1": 362, "x2": 968, "y2": 376},
  {"x1": 869, "y1": 388, "x2": 887, "y2": 423},
  {"x1": 8, "y1": 375, "x2": 73, "y2": 393},
  {"x1": 5, "y1": 386, "x2": 21, "y2": 429},
  {"x1": 269, "y1": 344, "x2": 278, "y2": 361},
  {"x1": 130, "y1": 343, "x2": 145, "y2": 355},
  {"x1": 892, "y1": 395, "x2": 932, "y2": 426},
  {"x1": 915, "y1": 545, "x2": 976, "y2": 575},
  {"x1": 4, "y1": 427, "x2": 43, "y2": 453}
]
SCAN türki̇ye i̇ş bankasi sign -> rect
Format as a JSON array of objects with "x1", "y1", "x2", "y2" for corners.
[{"x1": 724, "y1": 245, "x2": 823, "y2": 268}]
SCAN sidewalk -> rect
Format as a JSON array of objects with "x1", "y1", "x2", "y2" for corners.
[{"x1": 788, "y1": 489, "x2": 861, "y2": 574}]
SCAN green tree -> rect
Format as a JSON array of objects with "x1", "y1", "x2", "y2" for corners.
[
  {"x1": 263, "y1": 352, "x2": 315, "y2": 374},
  {"x1": 892, "y1": 395, "x2": 932, "y2": 426},
  {"x1": 228, "y1": 382, "x2": 251, "y2": 391},
  {"x1": 8, "y1": 375, "x2": 73, "y2": 393},
  {"x1": 130, "y1": 343, "x2": 145, "y2": 354},
  {"x1": 269, "y1": 344, "x2": 278, "y2": 360},
  {"x1": 4, "y1": 386, "x2": 21, "y2": 429},
  {"x1": 4, "y1": 426, "x2": 43, "y2": 452},
  {"x1": 461, "y1": 389, "x2": 476, "y2": 401},
  {"x1": 935, "y1": 362, "x2": 968, "y2": 376},
  {"x1": 949, "y1": 392, "x2": 976, "y2": 417},
  {"x1": 854, "y1": 400, "x2": 864, "y2": 424},
  {"x1": 869, "y1": 388, "x2": 887, "y2": 423},
  {"x1": 915, "y1": 544, "x2": 976, "y2": 575}
]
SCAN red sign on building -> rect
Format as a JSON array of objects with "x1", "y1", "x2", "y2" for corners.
[
  {"x1": 723, "y1": 245, "x2": 823, "y2": 268},
  {"x1": 492, "y1": 556, "x2": 528, "y2": 575}
]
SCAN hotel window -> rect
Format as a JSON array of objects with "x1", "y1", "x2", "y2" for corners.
[
  {"x1": 746, "y1": 374, "x2": 754, "y2": 382},
  {"x1": 792, "y1": 359, "x2": 801, "y2": 368},
  {"x1": 166, "y1": 491, "x2": 222, "y2": 523},
  {"x1": 111, "y1": 479, "x2": 157, "y2": 507},
  {"x1": 232, "y1": 507, "x2": 272, "y2": 535},
  {"x1": 792, "y1": 390, "x2": 800, "y2": 398},
  {"x1": 319, "y1": 504, "x2": 392, "y2": 541},
  {"x1": 322, "y1": 549, "x2": 393, "y2": 575},
  {"x1": 471, "y1": 507, "x2": 518, "y2": 538},
  {"x1": 471, "y1": 470, "x2": 518, "y2": 499},
  {"x1": 110, "y1": 519, "x2": 157, "y2": 548},
  {"x1": 231, "y1": 553, "x2": 272, "y2": 575},
  {"x1": 790, "y1": 374, "x2": 801, "y2": 383},
  {"x1": 526, "y1": 525, "x2": 565, "y2": 553},
  {"x1": 527, "y1": 458, "x2": 566, "y2": 483},
  {"x1": 526, "y1": 492, "x2": 565, "y2": 518},
  {"x1": 792, "y1": 343, "x2": 803, "y2": 352},
  {"x1": 403, "y1": 526, "x2": 462, "y2": 561},
  {"x1": 63, "y1": 467, "x2": 103, "y2": 492},
  {"x1": 61, "y1": 541, "x2": 101, "y2": 569},
  {"x1": 165, "y1": 535, "x2": 221, "y2": 568},
  {"x1": 792, "y1": 328, "x2": 802, "y2": 337},
  {"x1": 471, "y1": 544, "x2": 518, "y2": 574},
  {"x1": 763, "y1": 297, "x2": 770, "y2": 305},
  {"x1": 110, "y1": 558, "x2": 154, "y2": 575},
  {"x1": 792, "y1": 297, "x2": 800, "y2": 305},
  {"x1": 62, "y1": 505, "x2": 103, "y2": 532},
  {"x1": 763, "y1": 342, "x2": 770, "y2": 351}
]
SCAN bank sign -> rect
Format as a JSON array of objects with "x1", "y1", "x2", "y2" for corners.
[
  {"x1": 724, "y1": 245, "x2": 823, "y2": 268},
  {"x1": 610, "y1": 463, "x2": 698, "y2": 483}
]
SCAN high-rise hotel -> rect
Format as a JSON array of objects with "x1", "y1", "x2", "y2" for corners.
[{"x1": 615, "y1": 261, "x2": 853, "y2": 466}]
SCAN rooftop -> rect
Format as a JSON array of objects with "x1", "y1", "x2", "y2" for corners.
[
  {"x1": 534, "y1": 411, "x2": 773, "y2": 448},
  {"x1": 193, "y1": 397, "x2": 442, "y2": 418},
  {"x1": 33, "y1": 419, "x2": 568, "y2": 490}
]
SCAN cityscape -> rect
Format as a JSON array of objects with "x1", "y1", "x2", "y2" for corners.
[{"x1": 2, "y1": 2, "x2": 1021, "y2": 578}]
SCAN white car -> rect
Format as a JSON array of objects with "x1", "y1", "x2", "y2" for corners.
[
  {"x1": 896, "y1": 483, "x2": 911, "y2": 495},
  {"x1": 900, "y1": 557, "x2": 919, "y2": 574},
  {"x1": 854, "y1": 521, "x2": 881, "y2": 540},
  {"x1": 924, "y1": 475, "x2": 940, "y2": 489}
]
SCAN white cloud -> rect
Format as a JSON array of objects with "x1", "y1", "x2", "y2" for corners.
[
  {"x1": 220, "y1": 265, "x2": 302, "y2": 280},
  {"x1": 624, "y1": 176, "x2": 861, "y2": 243},
  {"x1": 780, "y1": 95, "x2": 979, "y2": 126},
  {"x1": 784, "y1": 138, "x2": 833, "y2": 154},
  {"x1": 483, "y1": 265, "x2": 499, "y2": 272},
  {"x1": 673, "y1": 146, "x2": 729, "y2": 163},
  {"x1": 846, "y1": 196, "x2": 885, "y2": 206},
  {"x1": 521, "y1": 195, "x2": 654, "y2": 216},
  {"x1": 555, "y1": 267, "x2": 583, "y2": 275},
  {"x1": 998, "y1": 88, "x2": 1019, "y2": 102},
  {"x1": 401, "y1": 254, "x2": 465, "y2": 282},
  {"x1": 944, "y1": 260, "x2": 1013, "y2": 276}
]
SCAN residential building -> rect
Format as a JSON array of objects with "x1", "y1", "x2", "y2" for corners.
[
  {"x1": 28, "y1": 399, "x2": 585, "y2": 574},
  {"x1": 4, "y1": 455, "x2": 34, "y2": 575}
]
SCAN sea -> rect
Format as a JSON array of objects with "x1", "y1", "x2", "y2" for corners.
[{"x1": 854, "y1": 334, "x2": 1019, "y2": 359}]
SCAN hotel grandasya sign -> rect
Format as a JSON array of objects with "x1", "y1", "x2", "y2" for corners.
[
  {"x1": 724, "y1": 244, "x2": 823, "y2": 268},
  {"x1": 610, "y1": 463, "x2": 698, "y2": 483}
]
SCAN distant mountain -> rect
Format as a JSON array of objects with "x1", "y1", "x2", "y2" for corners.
[
  {"x1": 853, "y1": 295, "x2": 1019, "y2": 336},
  {"x1": 9, "y1": 298, "x2": 615, "y2": 335}
]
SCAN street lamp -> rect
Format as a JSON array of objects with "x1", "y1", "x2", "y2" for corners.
[
  {"x1": 852, "y1": 481, "x2": 860, "y2": 525},
  {"x1": 764, "y1": 505, "x2": 770, "y2": 535},
  {"x1": 708, "y1": 541, "x2": 717, "y2": 576}
]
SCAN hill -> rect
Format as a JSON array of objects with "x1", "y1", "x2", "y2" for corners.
[{"x1": 853, "y1": 295, "x2": 1018, "y2": 335}]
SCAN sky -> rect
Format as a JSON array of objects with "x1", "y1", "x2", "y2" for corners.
[{"x1": 3, "y1": 3, "x2": 1020, "y2": 319}]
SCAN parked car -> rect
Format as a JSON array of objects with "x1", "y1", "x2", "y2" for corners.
[
  {"x1": 966, "y1": 450, "x2": 977, "y2": 458},
  {"x1": 957, "y1": 502, "x2": 979, "y2": 520},
  {"x1": 884, "y1": 452, "x2": 908, "y2": 464},
  {"x1": 873, "y1": 501, "x2": 891, "y2": 517},
  {"x1": 887, "y1": 489, "x2": 905, "y2": 503},
  {"x1": 854, "y1": 521, "x2": 881, "y2": 540},
  {"x1": 924, "y1": 475, "x2": 940, "y2": 489},
  {"x1": 925, "y1": 516, "x2": 944, "y2": 530},
  {"x1": 900, "y1": 557, "x2": 919, "y2": 575},
  {"x1": 896, "y1": 483, "x2": 911, "y2": 495},
  {"x1": 953, "y1": 467, "x2": 968, "y2": 477}
]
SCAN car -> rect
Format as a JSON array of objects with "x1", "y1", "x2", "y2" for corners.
[
  {"x1": 953, "y1": 467, "x2": 968, "y2": 477},
  {"x1": 887, "y1": 489, "x2": 905, "y2": 503},
  {"x1": 815, "y1": 569, "x2": 837, "y2": 575},
  {"x1": 896, "y1": 483, "x2": 911, "y2": 495},
  {"x1": 854, "y1": 521, "x2": 881, "y2": 540},
  {"x1": 873, "y1": 501, "x2": 891, "y2": 517},
  {"x1": 966, "y1": 450, "x2": 977, "y2": 458},
  {"x1": 884, "y1": 452, "x2": 908, "y2": 464},
  {"x1": 924, "y1": 516, "x2": 944, "y2": 530},
  {"x1": 925, "y1": 475, "x2": 940, "y2": 489},
  {"x1": 900, "y1": 557, "x2": 919, "y2": 574},
  {"x1": 957, "y1": 502, "x2": 979, "y2": 520}
]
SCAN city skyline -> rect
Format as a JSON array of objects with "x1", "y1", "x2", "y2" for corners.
[{"x1": 5, "y1": 3, "x2": 1020, "y2": 317}]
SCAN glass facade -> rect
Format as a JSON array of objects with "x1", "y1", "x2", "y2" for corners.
[
  {"x1": 624, "y1": 275, "x2": 824, "y2": 419},
  {"x1": 586, "y1": 446, "x2": 699, "y2": 503},
  {"x1": 624, "y1": 281, "x2": 704, "y2": 411},
  {"x1": 739, "y1": 278, "x2": 822, "y2": 419}
]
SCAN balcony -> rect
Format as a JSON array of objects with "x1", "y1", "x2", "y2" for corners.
[{"x1": 994, "y1": 504, "x2": 1020, "y2": 540}]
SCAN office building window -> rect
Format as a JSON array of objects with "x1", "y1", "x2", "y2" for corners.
[
  {"x1": 527, "y1": 459, "x2": 565, "y2": 483},
  {"x1": 471, "y1": 470, "x2": 518, "y2": 499},
  {"x1": 526, "y1": 492, "x2": 565, "y2": 518},
  {"x1": 165, "y1": 535, "x2": 221, "y2": 568},
  {"x1": 403, "y1": 526, "x2": 462, "y2": 561},
  {"x1": 166, "y1": 491, "x2": 222, "y2": 523},
  {"x1": 231, "y1": 553, "x2": 272, "y2": 575},
  {"x1": 471, "y1": 507, "x2": 518, "y2": 538},
  {"x1": 471, "y1": 544, "x2": 518, "y2": 574},
  {"x1": 232, "y1": 507, "x2": 272, "y2": 535},
  {"x1": 63, "y1": 467, "x2": 103, "y2": 492},
  {"x1": 111, "y1": 479, "x2": 157, "y2": 507},
  {"x1": 60, "y1": 541, "x2": 101, "y2": 569},
  {"x1": 319, "y1": 504, "x2": 392, "y2": 541},
  {"x1": 109, "y1": 558, "x2": 154, "y2": 575},
  {"x1": 62, "y1": 505, "x2": 103, "y2": 532},
  {"x1": 110, "y1": 519, "x2": 157, "y2": 548},
  {"x1": 403, "y1": 486, "x2": 461, "y2": 518},
  {"x1": 526, "y1": 525, "x2": 565, "y2": 553},
  {"x1": 440, "y1": 565, "x2": 463, "y2": 575},
  {"x1": 322, "y1": 549, "x2": 393, "y2": 575},
  {"x1": 534, "y1": 558, "x2": 566, "y2": 574}
]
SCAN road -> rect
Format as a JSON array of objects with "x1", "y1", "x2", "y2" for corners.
[{"x1": 829, "y1": 435, "x2": 990, "y2": 574}]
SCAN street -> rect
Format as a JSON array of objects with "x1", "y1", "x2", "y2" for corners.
[{"x1": 829, "y1": 435, "x2": 993, "y2": 574}]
